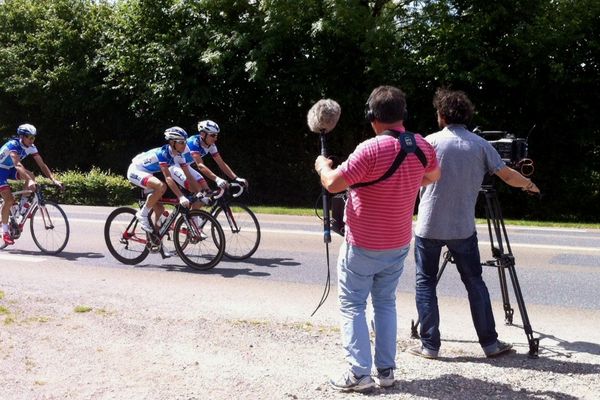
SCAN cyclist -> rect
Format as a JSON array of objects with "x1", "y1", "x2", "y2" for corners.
[
  {"x1": 127, "y1": 127, "x2": 201, "y2": 232},
  {"x1": 0, "y1": 124, "x2": 63, "y2": 245},
  {"x1": 184, "y1": 120, "x2": 248, "y2": 190}
]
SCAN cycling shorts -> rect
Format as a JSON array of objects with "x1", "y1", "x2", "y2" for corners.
[
  {"x1": 169, "y1": 165, "x2": 204, "y2": 191},
  {"x1": 0, "y1": 168, "x2": 18, "y2": 192}
]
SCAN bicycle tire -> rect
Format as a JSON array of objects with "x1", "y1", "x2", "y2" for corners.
[
  {"x1": 104, "y1": 207, "x2": 149, "y2": 265},
  {"x1": 174, "y1": 209, "x2": 225, "y2": 270},
  {"x1": 213, "y1": 203, "x2": 260, "y2": 260},
  {"x1": 29, "y1": 201, "x2": 70, "y2": 254}
]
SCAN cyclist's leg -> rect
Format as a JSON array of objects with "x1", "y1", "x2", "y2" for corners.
[
  {"x1": 127, "y1": 164, "x2": 165, "y2": 231},
  {"x1": 1, "y1": 169, "x2": 17, "y2": 244}
]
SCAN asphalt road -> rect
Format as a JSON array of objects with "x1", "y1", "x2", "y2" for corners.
[{"x1": 2, "y1": 204, "x2": 600, "y2": 313}]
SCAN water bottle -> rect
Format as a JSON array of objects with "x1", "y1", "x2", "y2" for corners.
[
  {"x1": 157, "y1": 211, "x2": 169, "y2": 228},
  {"x1": 19, "y1": 198, "x2": 31, "y2": 216}
]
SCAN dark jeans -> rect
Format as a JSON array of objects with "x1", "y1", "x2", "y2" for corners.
[{"x1": 414, "y1": 233, "x2": 498, "y2": 351}]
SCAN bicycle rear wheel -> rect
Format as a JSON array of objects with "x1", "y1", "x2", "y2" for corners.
[
  {"x1": 104, "y1": 207, "x2": 149, "y2": 264},
  {"x1": 173, "y1": 210, "x2": 225, "y2": 270},
  {"x1": 213, "y1": 203, "x2": 260, "y2": 260},
  {"x1": 30, "y1": 201, "x2": 70, "y2": 254},
  {"x1": 0, "y1": 198, "x2": 6, "y2": 250}
]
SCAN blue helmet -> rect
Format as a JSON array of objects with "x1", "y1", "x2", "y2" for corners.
[
  {"x1": 164, "y1": 126, "x2": 188, "y2": 141},
  {"x1": 17, "y1": 124, "x2": 37, "y2": 136}
]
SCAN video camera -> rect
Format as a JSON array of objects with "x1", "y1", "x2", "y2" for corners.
[{"x1": 474, "y1": 127, "x2": 533, "y2": 176}]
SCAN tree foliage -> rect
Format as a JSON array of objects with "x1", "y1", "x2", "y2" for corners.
[{"x1": 0, "y1": 0, "x2": 598, "y2": 220}]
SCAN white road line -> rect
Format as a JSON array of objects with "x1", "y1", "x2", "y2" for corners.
[{"x1": 0, "y1": 253, "x2": 46, "y2": 263}]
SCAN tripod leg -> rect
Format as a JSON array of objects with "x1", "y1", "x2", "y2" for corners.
[
  {"x1": 506, "y1": 263, "x2": 540, "y2": 358},
  {"x1": 496, "y1": 257, "x2": 515, "y2": 324},
  {"x1": 411, "y1": 250, "x2": 452, "y2": 339}
]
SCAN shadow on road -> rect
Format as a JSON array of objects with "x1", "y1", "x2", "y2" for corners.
[{"x1": 2, "y1": 248, "x2": 104, "y2": 261}]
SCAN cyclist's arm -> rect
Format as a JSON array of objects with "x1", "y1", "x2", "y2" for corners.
[
  {"x1": 192, "y1": 153, "x2": 220, "y2": 181},
  {"x1": 31, "y1": 153, "x2": 62, "y2": 186},
  {"x1": 212, "y1": 154, "x2": 237, "y2": 180},
  {"x1": 160, "y1": 164, "x2": 186, "y2": 199}
]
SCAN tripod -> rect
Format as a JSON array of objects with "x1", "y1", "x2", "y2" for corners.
[{"x1": 410, "y1": 184, "x2": 540, "y2": 358}]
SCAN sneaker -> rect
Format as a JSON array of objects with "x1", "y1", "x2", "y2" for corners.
[
  {"x1": 376, "y1": 368, "x2": 394, "y2": 388},
  {"x1": 484, "y1": 340, "x2": 513, "y2": 358},
  {"x1": 329, "y1": 371, "x2": 375, "y2": 393},
  {"x1": 192, "y1": 217, "x2": 208, "y2": 239},
  {"x1": 3, "y1": 232, "x2": 15, "y2": 245},
  {"x1": 407, "y1": 345, "x2": 439, "y2": 359},
  {"x1": 135, "y1": 210, "x2": 153, "y2": 233}
]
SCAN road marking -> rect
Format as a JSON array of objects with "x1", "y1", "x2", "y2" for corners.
[{"x1": 0, "y1": 253, "x2": 46, "y2": 263}]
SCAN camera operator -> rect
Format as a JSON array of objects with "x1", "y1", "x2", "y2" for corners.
[
  {"x1": 410, "y1": 88, "x2": 540, "y2": 360},
  {"x1": 315, "y1": 86, "x2": 440, "y2": 392}
]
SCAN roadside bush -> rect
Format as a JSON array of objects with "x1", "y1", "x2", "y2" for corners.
[{"x1": 9, "y1": 168, "x2": 135, "y2": 206}]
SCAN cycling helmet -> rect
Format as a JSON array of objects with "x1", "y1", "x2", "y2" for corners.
[
  {"x1": 197, "y1": 120, "x2": 220, "y2": 135},
  {"x1": 164, "y1": 126, "x2": 188, "y2": 141},
  {"x1": 17, "y1": 124, "x2": 37, "y2": 136}
]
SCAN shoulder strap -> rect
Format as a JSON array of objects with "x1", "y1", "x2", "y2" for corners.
[{"x1": 350, "y1": 130, "x2": 428, "y2": 189}]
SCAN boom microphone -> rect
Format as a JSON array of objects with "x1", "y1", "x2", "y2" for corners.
[{"x1": 307, "y1": 99, "x2": 341, "y2": 134}]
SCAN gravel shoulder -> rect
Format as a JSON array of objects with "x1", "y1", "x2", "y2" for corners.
[{"x1": 1, "y1": 261, "x2": 599, "y2": 400}]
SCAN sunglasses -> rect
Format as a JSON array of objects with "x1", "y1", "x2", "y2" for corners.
[
  {"x1": 24, "y1": 135, "x2": 36, "y2": 141},
  {"x1": 207, "y1": 133, "x2": 218, "y2": 138},
  {"x1": 173, "y1": 140, "x2": 186, "y2": 145}
]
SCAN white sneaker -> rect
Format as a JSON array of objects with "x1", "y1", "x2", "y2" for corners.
[
  {"x1": 135, "y1": 210, "x2": 153, "y2": 233},
  {"x1": 192, "y1": 217, "x2": 208, "y2": 239}
]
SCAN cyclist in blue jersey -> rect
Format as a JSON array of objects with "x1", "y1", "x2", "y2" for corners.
[
  {"x1": 127, "y1": 127, "x2": 201, "y2": 232},
  {"x1": 182, "y1": 120, "x2": 248, "y2": 190},
  {"x1": 0, "y1": 124, "x2": 63, "y2": 245}
]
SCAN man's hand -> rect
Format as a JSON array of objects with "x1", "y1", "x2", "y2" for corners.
[
  {"x1": 234, "y1": 177, "x2": 248, "y2": 187},
  {"x1": 314, "y1": 156, "x2": 333, "y2": 175},
  {"x1": 215, "y1": 176, "x2": 229, "y2": 189},
  {"x1": 522, "y1": 180, "x2": 540, "y2": 195},
  {"x1": 178, "y1": 195, "x2": 190, "y2": 208}
]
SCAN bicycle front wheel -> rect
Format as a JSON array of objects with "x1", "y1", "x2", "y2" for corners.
[
  {"x1": 29, "y1": 201, "x2": 70, "y2": 254},
  {"x1": 174, "y1": 210, "x2": 225, "y2": 270},
  {"x1": 213, "y1": 203, "x2": 260, "y2": 260},
  {"x1": 104, "y1": 207, "x2": 149, "y2": 265}
]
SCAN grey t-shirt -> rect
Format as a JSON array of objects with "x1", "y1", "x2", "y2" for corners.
[{"x1": 415, "y1": 125, "x2": 505, "y2": 240}]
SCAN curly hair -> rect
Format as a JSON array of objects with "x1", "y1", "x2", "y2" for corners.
[{"x1": 433, "y1": 88, "x2": 475, "y2": 125}]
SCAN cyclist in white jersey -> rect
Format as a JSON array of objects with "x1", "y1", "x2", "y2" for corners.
[
  {"x1": 0, "y1": 124, "x2": 63, "y2": 245},
  {"x1": 127, "y1": 127, "x2": 201, "y2": 232},
  {"x1": 181, "y1": 120, "x2": 248, "y2": 190}
]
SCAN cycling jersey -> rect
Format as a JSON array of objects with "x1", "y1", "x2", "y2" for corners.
[
  {"x1": 0, "y1": 138, "x2": 39, "y2": 170},
  {"x1": 184, "y1": 135, "x2": 219, "y2": 164},
  {"x1": 131, "y1": 144, "x2": 189, "y2": 173}
]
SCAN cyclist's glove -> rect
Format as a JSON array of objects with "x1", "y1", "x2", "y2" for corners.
[
  {"x1": 215, "y1": 176, "x2": 229, "y2": 189},
  {"x1": 178, "y1": 195, "x2": 190, "y2": 208}
]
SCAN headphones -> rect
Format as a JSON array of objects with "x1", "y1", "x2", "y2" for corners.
[{"x1": 364, "y1": 102, "x2": 408, "y2": 123}]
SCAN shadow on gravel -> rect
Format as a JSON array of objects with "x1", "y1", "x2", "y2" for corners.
[
  {"x1": 3, "y1": 249, "x2": 104, "y2": 261},
  {"x1": 451, "y1": 347, "x2": 600, "y2": 375},
  {"x1": 533, "y1": 330, "x2": 600, "y2": 357},
  {"x1": 388, "y1": 374, "x2": 579, "y2": 400},
  {"x1": 223, "y1": 257, "x2": 302, "y2": 268}
]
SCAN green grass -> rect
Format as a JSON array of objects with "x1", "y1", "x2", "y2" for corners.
[
  {"x1": 74, "y1": 306, "x2": 93, "y2": 313},
  {"x1": 0, "y1": 305, "x2": 10, "y2": 315},
  {"x1": 0, "y1": 290, "x2": 4, "y2": 300}
]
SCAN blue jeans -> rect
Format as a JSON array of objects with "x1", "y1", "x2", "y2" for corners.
[
  {"x1": 414, "y1": 233, "x2": 498, "y2": 351},
  {"x1": 337, "y1": 242, "x2": 409, "y2": 377}
]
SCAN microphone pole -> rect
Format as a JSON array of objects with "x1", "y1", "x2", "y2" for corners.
[{"x1": 320, "y1": 131, "x2": 331, "y2": 244}]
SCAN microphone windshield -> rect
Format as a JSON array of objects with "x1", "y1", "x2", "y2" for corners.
[{"x1": 307, "y1": 99, "x2": 341, "y2": 134}]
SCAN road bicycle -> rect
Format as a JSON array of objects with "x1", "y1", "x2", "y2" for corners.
[
  {"x1": 104, "y1": 191, "x2": 225, "y2": 270},
  {"x1": 0, "y1": 184, "x2": 70, "y2": 254},
  {"x1": 210, "y1": 182, "x2": 260, "y2": 260}
]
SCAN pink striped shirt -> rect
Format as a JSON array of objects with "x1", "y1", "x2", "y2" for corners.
[{"x1": 339, "y1": 131, "x2": 438, "y2": 250}]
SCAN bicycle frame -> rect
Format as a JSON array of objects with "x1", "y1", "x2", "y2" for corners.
[{"x1": 6, "y1": 186, "x2": 48, "y2": 237}]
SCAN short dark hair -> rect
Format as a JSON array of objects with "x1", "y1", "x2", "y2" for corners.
[
  {"x1": 433, "y1": 88, "x2": 475, "y2": 125},
  {"x1": 366, "y1": 86, "x2": 406, "y2": 123}
]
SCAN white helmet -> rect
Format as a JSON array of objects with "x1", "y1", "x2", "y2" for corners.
[
  {"x1": 17, "y1": 123, "x2": 37, "y2": 136},
  {"x1": 164, "y1": 126, "x2": 188, "y2": 141},
  {"x1": 198, "y1": 120, "x2": 220, "y2": 135}
]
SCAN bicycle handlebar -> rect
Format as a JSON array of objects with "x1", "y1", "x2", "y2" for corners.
[{"x1": 229, "y1": 182, "x2": 245, "y2": 198}]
